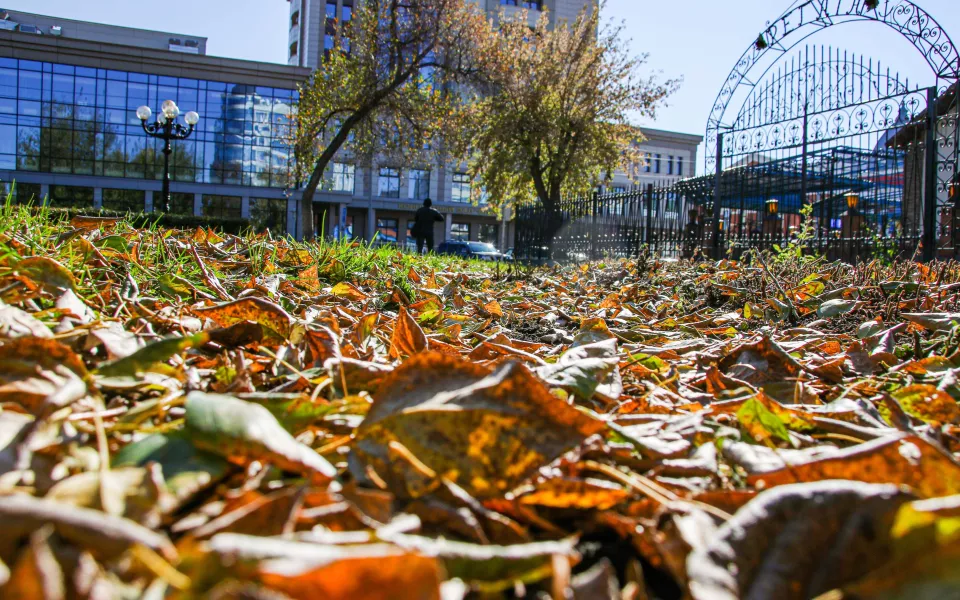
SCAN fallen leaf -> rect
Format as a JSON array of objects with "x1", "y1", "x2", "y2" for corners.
[
  {"x1": 352, "y1": 352, "x2": 606, "y2": 498},
  {"x1": 194, "y1": 297, "x2": 293, "y2": 341},
  {"x1": 388, "y1": 306, "x2": 428, "y2": 359},
  {"x1": 184, "y1": 391, "x2": 337, "y2": 483},
  {"x1": 331, "y1": 282, "x2": 369, "y2": 302},
  {"x1": 687, "y1": 481, "x2": 915, "y2": 600},
  {"x1": 0, "y1": 304, "x2": 51, "y2": 339},
  {"x1": 749, "y1": 434, "x2": 960, "y2": 498},
  {"x1": 0, "y1": 337, "x2": 89, "y2": 415}
]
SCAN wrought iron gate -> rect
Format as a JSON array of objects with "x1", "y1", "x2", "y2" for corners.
[{"x1": 704, "y1": 0, "x2": 960, "y2": 263}]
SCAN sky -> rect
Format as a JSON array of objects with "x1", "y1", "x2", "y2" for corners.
[{"x1": 12, "y1": 0, "x2": 960, "y2": 172}]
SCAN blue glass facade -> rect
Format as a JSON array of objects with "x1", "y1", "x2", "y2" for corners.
[{"x1": 0, "y1": 57, "x2": 297, "y2": 188}]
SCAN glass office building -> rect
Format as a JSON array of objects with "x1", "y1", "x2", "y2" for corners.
[
  {"x1": 0, "y1": 58, "x2": 297, "y2": 193},
  {"x1": 0, "y1": 20, "x2": 310, "y2": 234}
]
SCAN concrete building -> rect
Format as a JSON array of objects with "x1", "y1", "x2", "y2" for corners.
[
  {"x1": 607, "y1": 127, "x2": 703, "y2": 192},
  {"x1": 0, "y1": 13, "x2": 310, "y2": 234},
  {"x1": 0, "y1": 9, "x2": 208, "y2": 55},
  {"x1": 288, "y1": 1, "x2": 587, "y2": 69}
]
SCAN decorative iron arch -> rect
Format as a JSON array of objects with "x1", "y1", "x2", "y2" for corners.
[
  {"x1": 705, "y1": 0, "x2": 960, "y2": 171},
  {"x1": 725, "y1": 45, "x2": 927, "y2": 158}
]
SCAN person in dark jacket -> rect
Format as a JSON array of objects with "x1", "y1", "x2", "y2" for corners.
[{"x1": 411, "y1": 198, "x2": 444, "y2": 253}]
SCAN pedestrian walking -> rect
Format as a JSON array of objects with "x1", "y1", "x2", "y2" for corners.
[{"x1": 410, "y1": 198, "x2": 444, "y2": 253}]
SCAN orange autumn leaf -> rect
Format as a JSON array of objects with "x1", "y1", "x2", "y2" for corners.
[
  {"x1": 388, "y1": 306, "x2": 428, "y2": 359},
  {"x1": 194, "y1": 297, "x2": 293, "y2": 341},
  {"x1": 749, "y1": 434, "x2": 960, "y2": 498},
  {"x1": 483, "y1": 298, "x2": 503, "y2": 318}
]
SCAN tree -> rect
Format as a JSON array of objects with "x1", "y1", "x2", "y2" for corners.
[
  {"x1": 460, "y1": 5, "x2": 679, "y2": 220},
  {"x1": 292, "y1": 0, "x2": 486, "y2": 238}
]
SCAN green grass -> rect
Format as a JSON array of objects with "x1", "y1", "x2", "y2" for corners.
[{"x1": 0, "y1": 195, "x2": 500, "y2": 307}]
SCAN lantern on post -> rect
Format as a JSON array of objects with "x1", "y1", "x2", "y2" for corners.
[
  {"x1": 845, "y1": 192, "x2": 860, "y2": 213},
  {"x1": 766, "y1": 198, "x2": 779, "y2": 216}
]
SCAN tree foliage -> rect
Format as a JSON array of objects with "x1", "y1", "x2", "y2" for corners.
[
  {"x1": 460, "y1": 5, "x2": 680, "y2": 213},
  {"x1": 293, "y1": 0, "x2": 486, "y2": 238}
]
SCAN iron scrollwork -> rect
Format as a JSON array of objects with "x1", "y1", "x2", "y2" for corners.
[{"x1": 706, "y1": 0, "x2": 960, "y2": 172}]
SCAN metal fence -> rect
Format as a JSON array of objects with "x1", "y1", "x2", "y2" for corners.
[
  {"x1": 514, "y1": 184, "x2": 698, "y2": 263},
  {"x1": 514, "y1": 175, "x2": 932, "y2": 265}
]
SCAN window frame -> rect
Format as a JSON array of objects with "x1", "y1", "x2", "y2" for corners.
[
  {"x1": 450, "y1": 222, "x2": 470, "y2": 241},
  {"x1": 451, "y1": 172, "x2": 471, "y2": 203},
  {"x1": 408, "y1": 168, "x2": 431, "y2": 200},
  {"x1": 378, "y1": 166, "x2": 401, "y2": 198},
  {"x1": 376, "y1": 218, "x2": 399, "y2": 243},
  {"x1": 332, "y1": 162, "x2": 355, "y2": 193}
]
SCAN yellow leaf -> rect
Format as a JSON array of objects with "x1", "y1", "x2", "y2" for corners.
[{"x1": 331, "y1": 282, "x2": 369, "y2": 302}]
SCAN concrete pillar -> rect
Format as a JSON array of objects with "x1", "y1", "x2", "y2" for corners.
[
  {"x1": 435, "y1": 167, "x2": 447, "y2": 203},
  {"x1": 92, "y1": 188, "x2": 103, "y2": 210},
  {"x1": 366, "y1": 205, "x2": 376, "y2": 241},
  {"x1": 144, "y1": 190, "x2": 154, "y2": 213},
  {"x1": 286, "y1": 194, "x2": 299, "y2": 239},
  {"x1": 444, "y1": 213, "x2": 453, "y2": 242},
  {"x1": 241, "y1": 196, "x2": 251, "y2": 219},
  {"x1": 193, "y1": 193, "x2": 203, "y2": 217},
  {"x1": 39, "y1": 184, "x2": 50, "y2": 205},
  {"x1": 502, "y1": 204, "x2": 514, "y2": 250},
  {"x1": 336, "y1": 203, "x2": 347, "y2": 238}
]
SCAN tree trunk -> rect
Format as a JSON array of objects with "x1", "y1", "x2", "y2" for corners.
[
  {"x1": 299, "y1": 185, "x2": 316, "y2": 241},
  {"x1": 528, "y1": 164, "x2": 566, "y2": 261}
]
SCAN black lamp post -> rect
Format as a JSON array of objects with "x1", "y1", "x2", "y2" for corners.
[{"x1": 136, "y1": 100, "x2": 199, "y2": 213}]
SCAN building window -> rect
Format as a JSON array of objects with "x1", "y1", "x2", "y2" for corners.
[
  {"x1": 478, "y1": 223, "x2": 498, "y2": 245},
  {"x1": 12, "y1": 182, "x2": 42, "y2": 206},
  {"x1": 342, "y1": 4, "x2": 352, "y2": 22},
  {"x1": 654, "y1": 154, "x2": 662, "y2": 174},
  {"x1": 291, "y1": 11, "x2": 300, "y2": 28},
  {"x1": 168, "y1": 192, "x2": 194, "y2": 215},
  {"x1": 251, "y1": 198, "x2": 287, "y2": 234},
  {"x1": 202, "y1": 195, "x2": 242, "y2": 219},
  {"x1": 332, "y1": 162, "x2": 355, "y2": 193},
  {"x1": 378, "y1": 167, "x2": 401, "y2": 197},
  {"x1": 324, "y1": 35, "x2": 335, "y2": 51},
  {"x1": 499, "y1": 0, "x2": 543, "y2": 8},
  {"x1": 0, "y1": 56, "x2": 297, "y2": 190},
  {"x1": 677, "y1": 156, "x2": 684, "y2": 177},
  {"x1": 609, "y1": 186, "x2": 627, "y2": 194},
  {"x1": 376, "y1": 218, "x2": 399, "y2": 243},
  {"x1": 450, "y1": 223, "x2": 469, "y2": 241},
  {"x1": 289, "y1": 42, "x2": 298, "y2": 58},
  {"x1": 644, "y1": 153, "x2": 651, "y2": 173},
  {"x1": 452, "y1": 172, "x2": 471, "y2": 203},
  {"x1": 326, "y1": 1, "x2": 337, "y2": 19},
  {"x1": 49, "y1": 185, "x2": 94, "y2": 209},
  {"x1": 409, "y1": 169, "x2": 430, "y2": 200},
  {"x1": 102, "y1": 189, "x2": 144, "y2": 213},
  {"x1": 667, "y1": 155, "x2": 674, "y2": 175}
]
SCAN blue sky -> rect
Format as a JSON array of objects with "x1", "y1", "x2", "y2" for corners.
[{"x1": 12, "y1": 0, "x2": 960, "y2": 171}]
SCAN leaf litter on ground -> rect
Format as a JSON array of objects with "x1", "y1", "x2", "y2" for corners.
[{"x1": 1, "y1": 205, "x2": 960, "y2": 598}]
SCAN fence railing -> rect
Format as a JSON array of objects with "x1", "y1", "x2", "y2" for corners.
[
  {"x1": 514, "y1": 181, "x2": 932, "y2": 264},
  {"x1": 514, "y1": 183, "x2": 697, "y2": 263}
]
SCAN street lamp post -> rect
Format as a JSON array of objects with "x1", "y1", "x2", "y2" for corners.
[{"x1": 136, "y1": 100, "x2": 199, "y2": 213}]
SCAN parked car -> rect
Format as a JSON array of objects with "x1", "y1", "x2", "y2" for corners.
[{"x1": 437, "y1": 241, "x2": 504, "y2": 261}]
